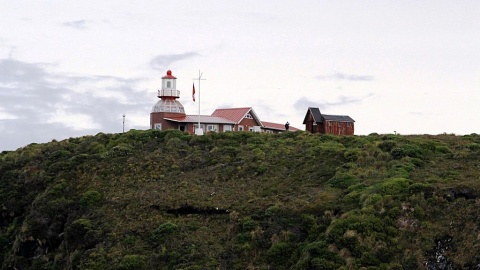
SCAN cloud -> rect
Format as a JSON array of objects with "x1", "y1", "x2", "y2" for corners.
[
  {"x1": 62, "y1": 20, "x2": 89, "y2": 29},
  {"x1": 0, "y1": 58, "x2": 152, "y2": 151},
  {"x1": 293, "y1": 94, "x2": 373, "y2": 111},
  {"x1": 0, "y1": 58, "x2": 48, "y2": 86},
  {"x1": 0, "y1": 108, "x2": 17, "y2": 120},
  {"x1": 316, "y1": 72, "x2": 374, "y2": 81},
  {"x1": 149, "y1": 52, "x2": 200, "y2": 70},
  {"x1": 47, "y1": 109, "x2": 101, "y2": 130}
]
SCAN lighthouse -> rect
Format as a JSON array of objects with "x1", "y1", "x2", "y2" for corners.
[{"x1": 150, "y1": 70, "x2": 186, "y2": 130}]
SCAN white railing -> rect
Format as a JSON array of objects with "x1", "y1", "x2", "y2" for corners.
[{"x1": 157, "y1": 89, "x2": 180, "y2": 97}]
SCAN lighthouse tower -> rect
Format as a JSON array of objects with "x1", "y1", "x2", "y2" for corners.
[{"x1": 150, "y1": 70, "x2": 186, "y2": 130}]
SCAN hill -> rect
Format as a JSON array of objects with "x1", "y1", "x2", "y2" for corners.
[{"x1": 1, "y1": 130, "x2": 480, "y2": 269}]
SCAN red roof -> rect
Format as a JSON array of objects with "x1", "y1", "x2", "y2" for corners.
[
  {"x1": 262, "y1": 121, "x2": 300, "y2": 131},
  {"x1": 161, "y1": 70, "x2": 177, "y2": 79},
  {"x1": 211, "y1": 107, "x2": 254, "y2": 123}
]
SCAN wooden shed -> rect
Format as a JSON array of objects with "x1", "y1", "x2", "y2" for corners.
[{"x1": 303, "y1": 107, "x2": 355, "y2": 135}]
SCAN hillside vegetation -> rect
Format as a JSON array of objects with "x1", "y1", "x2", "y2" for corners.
[{"x1": 1, "y1": 130, "x2": 480, "y2": 269}]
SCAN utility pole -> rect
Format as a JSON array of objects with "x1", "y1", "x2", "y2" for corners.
[{"x1": 123, "y1": 114, "x2": 125, "y2": 133}]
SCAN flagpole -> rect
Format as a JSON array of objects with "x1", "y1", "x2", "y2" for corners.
[
  {"x1": 194, "y1": 70, "x2": 205, "y2": 135},
  {"x1": 198, "y1": 70, "x2": 201, "y2": 131}
]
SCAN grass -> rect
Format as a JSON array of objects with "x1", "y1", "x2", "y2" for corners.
[{"x1": 1, "y1": 130, "x2": 480, "y2": 269}]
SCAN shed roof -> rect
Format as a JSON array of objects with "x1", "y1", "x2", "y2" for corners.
[
  {"x1": 321, "y1": 114, "x2": 355, "y2": 122},
  {"x1": 303, "y1": 107, "x2": 323, "y2": 124},
  {"x1": 303, "y1": 107, "x2": 355, "y2": 124}
]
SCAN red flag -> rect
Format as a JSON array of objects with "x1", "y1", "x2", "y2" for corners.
[{"x1": 192, "y1": 83, "x2": 196, "y2": 102}]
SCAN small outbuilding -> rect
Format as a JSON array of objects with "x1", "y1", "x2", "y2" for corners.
[{"x1": 303, "y1": 107, "x2": 355, "y2": 135}]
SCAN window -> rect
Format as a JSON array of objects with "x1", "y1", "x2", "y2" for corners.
[
  {"x1": 347, "y1": 122, "x2": 352, "y2": 127},
  {"x1": 328, "y1": 121, "x2": 332, "y2": 126},
  {"x1": 223, "y1": 125, "x2": 232, "y2": 132},
  {"x1": 154, "y1": 123, "x2": 162, "y2": 130},
  {"x1": 245, "y1": 113, "x2": 252, "y2": 119},
  {"x1": 249, "y1": 127, "x2": 254, "y2": 132},
  {"x1": 167, "y1": 81, "x2": 171, "y2": 88},
  {"x1": 207, "y1": 125, "x2": 217, "y2": 132},
  {"x1": 338, "y1": 122, "x2": 341, "y2": 127},
  {"x1": 178, "y1": 125, "x2": 186, "y2": 132},
  {"x1": 238, "y1": 125, "x2": 244, "y2": 131}
]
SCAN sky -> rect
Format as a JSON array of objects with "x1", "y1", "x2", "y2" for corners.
[{"x1": 1, "y1": 1, "x2": 479, "y2": 151}]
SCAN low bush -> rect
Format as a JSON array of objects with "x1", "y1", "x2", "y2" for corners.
[
  {"x1": 80, "y1": 190, "x2": 103, "y2": 207},
  {"x1": 119, "y1": 254, "x2": 147, "y2": 270},
  {"x1": 375, "y1": 177, "x2": 411, "y2": 196},
  {"x1": 327, "y1": 173, "x2": 359, "y2": 189}
]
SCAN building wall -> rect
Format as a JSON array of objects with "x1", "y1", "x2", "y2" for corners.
[
  {"x1": 236, "y1": 118, "x2": 261, "y2": 131},
  {"x1": 305, "y1": 120, "x2": 322, "y2": 133},
  {"x1": 150, "y1": 116, "x2": 237, "y2": 134},
  {"x1": 261, "y1": 128, "x2": 281, "y2": 134},
  {"x1": 150, "y1": 112, "x2": 186, "y2": 130},
  {"x1": 305, "y1": 119, "x2": 326, "y2": 134},
  {"x1": 323, "y1": 121, "x2": 354, "y2": 135}
]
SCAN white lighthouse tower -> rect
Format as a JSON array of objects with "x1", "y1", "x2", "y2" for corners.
[{"x1": 150, "y1": 70, "x2": 186, "y2": 130}]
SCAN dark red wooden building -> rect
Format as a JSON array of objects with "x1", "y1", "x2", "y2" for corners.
[{"x1": 303, "y1": 107, "x2": 355, "y2": 135}]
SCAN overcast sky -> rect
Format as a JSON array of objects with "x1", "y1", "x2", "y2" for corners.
[{"x1": 1, "y1": 1, "x2": 479, "y2": 151}]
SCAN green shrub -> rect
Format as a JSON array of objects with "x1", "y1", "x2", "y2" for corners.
[
  {"x1": 435, "y1": 145, "x2": 452, "y2": 154},
  {"x1": 379, "y1": 141, "x2": 396, "y2": 152},
  {"x1": 360, "y1": 252, "x2": 380, "y2": 266},
  {"x1": 108, "y1": 143, "x2": 133, "y2": 156},
  {"x1": 403, "y1": 144, "x2": 423, "y2": 158},
  {"x1": 251, "y1": 148, "x2": 266, "y2": 161},
  {"x1": 265, "y1": 204, "x2": 283, "y2": 216},
  {"x1": 310, "y1": 258, "x2": 340, "y2": 270},
  {"x1": 295, "y1": 241, "x2": 343, "y2": 269},
  {"x1": 65, "y1": 218, "x2": 99, "y2": 249},
  {"x1": 80, "y1": 248, "x2": 108, "y2": 270},
  {"x1": 362, "y1": 193, "x2": 383, "y2": 208},
  {"x1": 343, "y1": 149, "x2": 359, "y2": 162},
  {"x1": 388, "y1": 161, "x2": 414, "y2": 178},
  {"x1": 87, "y1": 142, "x2": 106, "y2": 154},
  {"x1": 236, "y1": 232, "x2": 251, "y2": 244},
  {"x1": 241, "y1": 218, "x2": 257, "y2": 231},
  {"x1": 408, "y1": 183, "x2": 433, "y2": 194},
  {"x1": 70, "y1": 218, "x2": 94, "y2": 231},
  {"x1": 343, "y1": 190, "x2": 363, "y2": 206},
  {"x1": 391, "y1": 148, "x2": 405, "y2": 159},
  {"x1": 267, "y1": 242, "x2": 293, "y2": 267},
  {"x1": 318, "y1": 141, "x2": 346, "y2": 153},
  {"x1": 80, "y1": 190, "x2": 103, "y2": 207},
  {"x1": 420, "y1": 141, "x2": 437, "y2": 152},
  {"x1": 376, "y1": 178, "x2": 411, "y2": 196},
  {"x1": 152, "y1": 222, "x2": 178, "y2": 236},
  {"x1": 327, "y1": 173, "x2": 358, "y2": 189},
  {"x1": 119, "y1": 254, "x2": 147, "y2": 270},
  {"x1": 467, "y1": 143, "x2": 480, "y2": 152}
]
